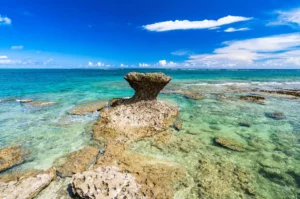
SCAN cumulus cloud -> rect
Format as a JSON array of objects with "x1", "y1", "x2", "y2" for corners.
[
  {"x1": 269, "y1": 8, "x2": 300, "y2": 27},
  {"x1": 0, "y1": 55, "x2": 8, "y2": 59},
  {"x1": 139, "y1": 63, "x2": 150, "y2": 67},
  {"x1": 224, "y1": 27, "x2": 250, "y2": 32},
  {"x1": 186, "y1": 33, "x2": 300, "y2": 68},
  {"x1": 0, "y1": 15, "x2": 11, "y2": 25},
  {"x1": 11, "y1": 45, "x2": 24, "y2": 50},
  {"x1": 143, "y1": 15, "x2": 252, "y2": 32}
]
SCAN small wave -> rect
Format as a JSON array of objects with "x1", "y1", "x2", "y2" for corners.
[{"x1": 183, "y1": 81, "x2": 300, "y2": 87}]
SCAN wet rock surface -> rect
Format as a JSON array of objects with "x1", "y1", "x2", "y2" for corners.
[
  {"x1": 72, "y1": 166, "x2": 144, "y2": 199},
  {"x1": 0, "y1": 145, "x2": 25, "y2": 172},
  {"x1": 0, "y1": 168, "x2": 56, "y2": 199},
  {"x1": 68, "y1": 101, "x2": 107, "y2": 115},
  {"x1": 54, "y1": 146, "x2": 99, "y2": 177},
  {"x1": 260, "y1": 89, "x2": 300, "y2": 98}
]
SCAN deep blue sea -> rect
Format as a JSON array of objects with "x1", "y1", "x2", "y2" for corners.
[{"x1": 1, "y1": 69, "x2": 300, "y2": 198}]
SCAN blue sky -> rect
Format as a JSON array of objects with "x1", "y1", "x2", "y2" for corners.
[{"x1": 0, "y1": 0, "x2": 300, "y2": 69}]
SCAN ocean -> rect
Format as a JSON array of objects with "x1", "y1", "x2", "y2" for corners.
[{"x1": 1, "y1": 69, "x2": 300, "y2": 198}]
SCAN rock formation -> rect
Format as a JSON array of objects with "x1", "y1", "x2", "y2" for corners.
[
  {"x1": 239, "y1": 95, "x2": 265, "y2": 103},
  {"x1": 214, "y1": 137, "x2": 246, "y2": 152},
  {"x1": 0, "y1": 145, "x2": 25, "y2": 172},
  {"x1": 53, "y1": 146, "x2": 99, "y2": 177},
  {"x1": 72, "y1": 166, "x2": 145, "y2": 199},
  {"x1": 265, "y1": 112, "x2": 285, "y2": 120},
  {"x1": 0, "y1": 169, "x2": 56, "y2": 199},
  {"x1": 124, "y1": 72, "x2": 172, "y2": 103}
]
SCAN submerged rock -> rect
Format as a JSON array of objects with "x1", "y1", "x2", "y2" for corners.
[
  {"x1": 184, "y1": 92, "x2": 205, "y2": 100},
  {"x1": 173, "y1": 119, "x2": 183, "y2": 131},
  {"x1": 0, "y1": 168, "x2": 56, "y2": 199},
  {"x1": 124, "y1": 72, "x2": 171, "y2": 103},
  {"x1": 239, "y1": 122, "x2": 251, "y2": 127},
  {"x1": 72, "y1": 166, "x2": 144, "y2": 199},
  {"x1": 28, "y1": 101, "x2": 57, "y2": 107},
  {"x1": 214, "y1": 137, "x2": 246, "y2": 152},
  {"x1": 68, "y1": 101, "x2": 107, "y2": 115},
  {"x1": 239, "y1": 95, "x2": 265, "y2": 103},
  {"x1": 265, "y1": 112, "x2": 285, "y2": 120},
  {"x1": 0, "y1": 145, "x2": 25, "y2": 172},
  {"x1": 53, "y1": 146, "x2": 99, "y2": 177},
  {"x1": 260, "y1": 89, "x2": 300, "y2": 98}
]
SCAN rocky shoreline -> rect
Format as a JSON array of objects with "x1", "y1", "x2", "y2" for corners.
[{"x1": 1, "y1": 72, "x2": 300, "y2": 199}]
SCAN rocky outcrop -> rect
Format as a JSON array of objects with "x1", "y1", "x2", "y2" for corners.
[
  {"x1": 123, "y1": 72, "x2": 171, "y2": 103},
  {"x1": 214, "y1": 137, "x2": 246, "y2": 152},
  {"x1": 0, "y1": 169, "x2": 56, "y2": 199},
  {"x1": 28, "y1": 101, "x2": 56, "y2": 107},
  {"x1": 72, "y1": 166, "x2": 144, "y2": 199},
  {"x1": 68, "y1": 101, "x2": 107, "y2": 115},
  {"x1": 53, "y1": 146, "x2": 99, "y2": 177},
  {"x1": 93, "y1": 100, "x2": 178, "y2": 142},
  {"x1": 0, "y1": 145, "x2": 25, "y2": 172},
  {"x1": 16, "y1": 99, "x2": 33, "y2": 103}
]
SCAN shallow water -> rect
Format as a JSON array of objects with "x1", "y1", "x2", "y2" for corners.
[{"x1": 0, "y1": 69, "x2": 300, "y2": 198}]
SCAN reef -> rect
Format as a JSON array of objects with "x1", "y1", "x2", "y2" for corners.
[
  {"x1": 239, "y1": 95, "x2": 265, "y2": 104},
  {"x1": 214, "y1": 137, "x2": 247, "y2": 152}
]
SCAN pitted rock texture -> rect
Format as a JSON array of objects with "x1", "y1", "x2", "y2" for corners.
[
  {"x1": 124, "y1": 72, "x2": 171, "y2": 103},
  {"x1": 0, "y1": 169, "x2": 56, "y2": 199},
  {"x1": 93, "y1": 100, "x2": 178, "y2": 142},
  {"x1": 53, "y1": 146, "x2": 99, "y2": 177},
  {"x1": 0, "y1": 145, "x2": 25, "y2": 172},
  {"x1": 72, "y1": 166, "x2": 145, "y2": 199}
]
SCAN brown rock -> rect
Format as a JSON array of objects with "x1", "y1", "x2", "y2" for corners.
[
  {"x1": 214, "y1": 137, "x2": 246, "y2": 152},
  {"x1": 53, "y1": 146, "x2": 99, "y2": 177},
  {"x1": 173, "y1": 119, "x2": 183, "y2": 131},
  {"x1": 260, "y1": 89, "x2": 300, "y2": 98},
  {"x1": 0, "y1": 145, "x2": 25, "y2": 172},
  {"x1": 239, "y1": 95, "x2": 265, "y2": 103},
  {"x1": 68, "y1": 101, "x2": 107, "y2": 115},
  {"x1": 265, "y1": 112, "x2": 285, "y2": 120},
  {"x1": 124, "y1": 72, "x2": 171, "y2": 103},
  {"x1": 93, "y1": 100, "x2": 179, "y2": 143},
  {"x1": 72, "y1": 166, "x2": 144, "y2": 199},
  {"x1": 96, "y1": 142, "x2": 188, "y2": 199},
  {"x1": 0, "y1": 168, "x2": 56, "y2": 199}
]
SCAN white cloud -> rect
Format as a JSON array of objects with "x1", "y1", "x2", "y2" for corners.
[
  {"x1": 11, "y1": 45, "x2": 24, "y2": 50},
  {"x1": 88, "y1": 61, "x2": 105, "y2": 67},
  {"x1": 0, "y1": 56, "x2": 8, "y2": 59},
  {"x1": 269, "y1": 8, "x2": 300, "y2": 27},
  {"x1": 139, "y1": 63, "x2": 150, "y2": 67},
  {"x1": 0, "y1": 15, "x2": 11, "y2": 25},
  {"x1": 171, "y1": 50, "x2": 191, "y2": 56},
  {"x1": 158, "y1": 60, "x2": 167, "y2": 66},
  {"x1": 224, "y1": 27, "x2": 250, "y2": 32},
  {"x1": 143, "y1": 15, "x2": 252, "y2": 32},
  {"x1": 187, "y1": 33, "x2": 300, "y2": 68}
]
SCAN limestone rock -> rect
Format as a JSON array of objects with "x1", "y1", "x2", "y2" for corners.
[
  {"x1": 93, "y1": 100, "x2": 179, "y2": 142},
  {"x1": 35, "y1": 177, "x2": 74, "y2": 199},
  {"x1": 124, "y1": 72, "x2": 171, "y2": 103},
  {"x1": 0, "y1": 145, "x2": 25, "y2": 172},
  {"x1": 0, "y1": 168, "x2": 56, "y2": 199},
  {"x1": 28, "y1": 101, "x2": 57, "y2": 107},
  {"x1": 54, "y1": 146, "x2": 99, "y2": 177},
  {"x1": 72, "y1": 166, "x2": 144, "y2": 199},
  {"x1": 173, "y1": 119, "x2": 183, "y2": 131},
  {"x1": 214, "y1": 137, "x2": 246, "y2": 152},
  {"x1": 68, "y1": 101, "x2": 107, "y2": 115}
]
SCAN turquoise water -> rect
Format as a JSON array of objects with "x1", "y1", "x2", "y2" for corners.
[{"x1": 1, "y1": 69, "x2": 300, "y2": 198}]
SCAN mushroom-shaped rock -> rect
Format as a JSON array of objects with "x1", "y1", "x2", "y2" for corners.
[{"x1": 124, "y1": 72, "x2": 171, "y2": 102}]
